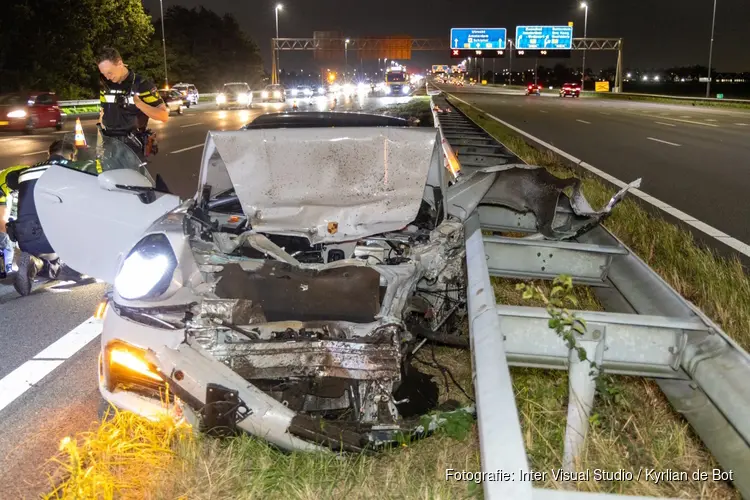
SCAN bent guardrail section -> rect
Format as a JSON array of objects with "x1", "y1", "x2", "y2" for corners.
[{"x1": 427, "y1": 85, "x2": 750, "y2": 499}]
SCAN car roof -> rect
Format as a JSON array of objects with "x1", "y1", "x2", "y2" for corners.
[{"x1": 224, "y1": 82, "x2": 249, "y2": 86}]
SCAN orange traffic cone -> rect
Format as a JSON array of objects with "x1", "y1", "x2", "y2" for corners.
[{"x1": 74, "y1": 118, "x2": 86, "y2": 148}]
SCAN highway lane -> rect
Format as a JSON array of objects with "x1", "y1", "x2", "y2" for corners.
[
  {"x1": 439, "y1": 84, "x2": 750, "y2": 245},
  {"x1": 0, "y1": 93, "x2": 415, "y2": 499}
]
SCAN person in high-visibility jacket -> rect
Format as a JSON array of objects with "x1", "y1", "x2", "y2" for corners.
[
  {"x1": 0, "y1": 165, "x2": 27, "y2": 278},
  {"x1": 3, "y1": 139, "x2": 78, "y2": 295},
  {"x1": 96, "y1": 46, "x2": 168, "y2": 161}
]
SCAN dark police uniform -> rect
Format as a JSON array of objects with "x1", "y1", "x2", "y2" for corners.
[
  {"x1": 8, "y1": 155, "x2": 72, "y2": 256},
  {"x1": 99, "y1": 70, "x2": 164, "y2": 159}
]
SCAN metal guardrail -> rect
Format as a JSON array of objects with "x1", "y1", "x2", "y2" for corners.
[
  {"x1": 588, "y1": 90, "x2": 750, "y2": 104},
  {"x1": 58, "y1": 93, "x2": 219, "y2": 107},
  {"x1": 427, "y1": 85, "x2": 750, "y2": 500}
]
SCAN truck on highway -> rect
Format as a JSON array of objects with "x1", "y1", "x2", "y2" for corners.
[{"x1": 384, "y1": 67, "x2": 411, "y2": 95}]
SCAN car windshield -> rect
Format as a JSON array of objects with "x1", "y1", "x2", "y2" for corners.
[
  {"x1": 386, "y1": 73, "x2": 406, "y2": 82},
  {"x1": 0, "y1": 94, "x2": 29, "y2": 106},
  {"x1": 60, "y1": 131, "x2": 153, "y2": 182},
  {"x1": 224, "y1": 84, "x2": 247, "y2": 93}
]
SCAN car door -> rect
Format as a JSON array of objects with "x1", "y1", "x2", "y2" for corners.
[
  {"x1": 34, "y1": 165, "x2": 181, "y2": 283},
  {"x1": 34, "y1": 93, "x2": 54, "y2": 125}
]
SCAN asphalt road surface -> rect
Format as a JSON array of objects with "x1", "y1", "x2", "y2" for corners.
[
  {"x1": 438, "y1": 84, "x2": 750, "y2": 246},
  {"x1": 0, "y1": 93, "x2": 414, "y2": 499}
]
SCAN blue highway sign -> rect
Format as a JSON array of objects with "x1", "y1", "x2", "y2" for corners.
[
  {"x1": 515, "y1": 26, "x2": 573, "y2": 50},
  {"x1": 450, "y1": 28, "x2": 507, "y2": 50}
]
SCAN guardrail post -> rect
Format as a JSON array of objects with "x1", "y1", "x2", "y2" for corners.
[{"x1": 562, "y1": 335, "x2": 604, "y2": 472}]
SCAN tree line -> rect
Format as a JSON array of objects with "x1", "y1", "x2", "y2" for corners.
[{"x1": 0, "y1": 1, "x2": 265, "y2": 99}]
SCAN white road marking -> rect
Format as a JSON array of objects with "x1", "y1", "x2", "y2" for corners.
[
  {"x1": 447, "y1": 92, "x2": 750, "y2": 259},
  {"x1": 180, "y1": 122, "x2": 204, "y2": 128},
  {"x1": 599, "y1": 112, "x2": 612, "y2": 116},
  {"x1": 650, "y1": 116, "x2": 719, "y2": 127},
  {"x1": 0, "y1": 317, "x2": 100, "y2": 413},
  {"x1": 705, "y1": 119, "x2": 717, "y2": 122},
  {"x1": 539, "y1": 110, "x2": 548, "y2": 113},
  {"x1": 647, "y1": 137, "x2": 681, "y2": 146},
  {"x1": 170, "y1": 143, "x2": 204, "y2": 154},
  {"x1": 735, "y1": 123, "x2": 748, "y2": 126},
  {"x1": 20, "y1": 150, "x2": 48, "y2": 157},
  {"x1": 680, "y1": 115, "x2": 691, "y2": 118},
  {"x1": 654, "y1": 121, "x2": 676, "y2": 127},
  {"x1": 576, "y1": 119, "x2": 591, "y2": 124}
]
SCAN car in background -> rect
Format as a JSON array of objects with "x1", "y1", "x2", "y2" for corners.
[
  {"x1": 216, "y1": 82, "x2": 252, "y2": 110},
  {"x1": 158, "y1": 89, "x2": 186, "y2": 115},
  {"x1": 560, "y1": 82, "x2": 581, "y2": 98},
  {"x1": 172, "y1": 83, "x2": 199, "y2": 107},
  {"x1": 289, "y1": 86, "x2": 314, "y2": 98},
  {"x1": 0, "y1": 92, "x2": 64, "y2": 134},
  {"x1": 260, "y1": 84, "x2": 286, "y2": 103},
  {"x1": 525, "y1": 83, "x2": 542, "y2": 96}
]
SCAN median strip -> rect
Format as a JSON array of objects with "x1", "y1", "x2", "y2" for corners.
[
  {"x1": 653, "y1": 116, "x2": 719, "y2": 127},
  {"x1": 647, "y1": 137, "x2": 681, "y2": 146}
]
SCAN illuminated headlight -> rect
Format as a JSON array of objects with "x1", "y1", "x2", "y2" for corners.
[
  {"x1": 357, "y1": 83, "x2": 367, "y2": 93},
  {"x1": 216, "y1": 94, "x2": 226, "y2": 104},
  {"x1": 384, "y1": 86, "x2": 392, "y2": 94},
  {"x1": 318, "y1": 87, "x2": 325, "y2": 94},
  {"x1": 402, "y1": 86, "x2": 409, "y2": 94},
  {"x1": 304, "y1": 89, "x2": 313, "y2": 96},
  {"x1": 273, "y1": 91, "x2": 281, "y2": 98},
  {"x1": 7, "y1": 109, "x2": 27, "y2": 118},
  {"x1": 114, "y1": 234, "x2": 177, "y2": 301},
  {"x1": 343, "y1": 84, "x2": 354, "y2": 94},
  {"x1": 290, "y1": 89, "x2": 298, "y2": 96},
  {"x1": 238, "y1": 93, "x2": 249, "y2": 103},
  {"x1": 331, "y1": 84, "x2": 341, "y2": 93},
  {"x1": 262, "y1": 91, "x2": 269, "y2": 98}
]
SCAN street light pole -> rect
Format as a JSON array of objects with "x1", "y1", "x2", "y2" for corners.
[
  {"x1": 706, "y1": 0, "x2": 717, "y2": 97},
  {"x1": 275, "y1": 4, "x2": 282, "y2": 84},
  {"x1": 159, "y1": 0, "x2": 168, "y2": 87},
  {"x1": 345, "y1": 39, "x2": 350, "y2": 83},
  {"x1": 580, "y1": 2, "x2": 589, "y2": 91}
]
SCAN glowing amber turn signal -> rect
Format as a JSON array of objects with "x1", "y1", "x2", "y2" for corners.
[
  {"x1": 94, "y1": 300, "x2": 108, "y2": 320},
  {"x1": 110, "y1": 348, "x2": 162, "y2": 382}
]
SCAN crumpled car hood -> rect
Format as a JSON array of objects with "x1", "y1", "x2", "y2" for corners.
[{"x1": 200, "y1": 128, "x2": 438, "y2": 244}]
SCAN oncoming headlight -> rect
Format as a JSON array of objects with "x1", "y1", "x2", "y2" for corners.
[
  {"x1": 216, "y1": 94, "x2": 226, "y2": 104},
  {"x1": 114, "y1": 234, "x2": 177, "y2": 301},
  {"x1": 273, "y1": 91, "x2": 281, "y2": 98},
  {"x1": 261, "y1": 91, "x2": 269, "y2": 98}
]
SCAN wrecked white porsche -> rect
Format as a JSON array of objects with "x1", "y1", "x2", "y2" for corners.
[{"x1": 35, "y1": 113, "x2": 635, "y2": 452}]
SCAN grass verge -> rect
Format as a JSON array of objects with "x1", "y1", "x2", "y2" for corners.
[
  {"x1": 43, "y1": 97, "x2": 743, "y2": 499},
  {"x1": 449, "y1": 96, "x2": 750, "y2": 351}
]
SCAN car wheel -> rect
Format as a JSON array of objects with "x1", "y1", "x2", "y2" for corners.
[
  {"x1": 177, "y1": 105, "x2": 184, "y2": 115},
  {"x1": 185, "y1": 101, "x2": 191, "y2": 109},
  {"x1": 55, "y1": 121, "x2": 63, "y2": 130}
]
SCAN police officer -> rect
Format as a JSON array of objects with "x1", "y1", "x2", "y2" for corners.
[
  {"x1": 0, "y1": 165, "x2": 26, "y2": 278},
  {"x1": 8, "y1": 139, "x2": 77, "y2": 295},
  {"x1": 96, "y1": 46, "x2": 169, "y2": 160}
]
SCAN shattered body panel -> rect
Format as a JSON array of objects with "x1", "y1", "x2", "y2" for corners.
[{"x1": 93, "y1": 113, "x2": 635, "y2": 452}]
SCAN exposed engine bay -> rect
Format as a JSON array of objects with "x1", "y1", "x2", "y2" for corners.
[{"x1": 180, "y1": 190, "x2": 467, "y2": 449}]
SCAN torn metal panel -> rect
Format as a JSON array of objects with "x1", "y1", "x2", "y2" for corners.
[
  {"x1": 202, "y1": 128, "x2": 438, "y2": 244},
  {"x1": 446, "y1": 163, "x2": 640, "y2": 240}
]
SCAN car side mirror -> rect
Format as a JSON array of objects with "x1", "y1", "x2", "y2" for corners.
[{"x1": 98, "y1": 169, "x2": 156, "y2": 203}]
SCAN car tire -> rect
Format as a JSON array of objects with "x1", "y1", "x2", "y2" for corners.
[
  {"x1": 185, "y1": 101, "x2": 191, "y2": 109},
  {"x1": 55, "y1": 121, "x2": 63, "y2": 130},
  {"x1": 177, "y1": 106, "x2": 184, "y2": 115}
]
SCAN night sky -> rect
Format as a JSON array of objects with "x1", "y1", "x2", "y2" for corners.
[{"x1": 143, "y1": 0, "x2": 749, "y2": 74}]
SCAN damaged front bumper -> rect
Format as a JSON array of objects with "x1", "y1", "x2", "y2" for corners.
[{"x1": 99, "y1": 307, "x2": 383, "y2": 452}]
